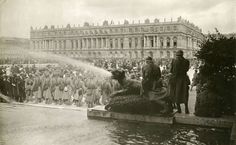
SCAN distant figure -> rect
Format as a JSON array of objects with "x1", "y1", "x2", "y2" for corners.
[
  {"x1": 190, "y1": 69, "x2": 198, "y2": 91},
  {"x1": 169, "y1": 50, "x2": 190, "y2": 114}
]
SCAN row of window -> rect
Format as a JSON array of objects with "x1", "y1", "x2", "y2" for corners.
[
  {"x1": 31, "y1": 25, "x2": 178, "y2": 37},
  {"x1": 53, "y1": 50, "x2": 178, "y2": 58}
]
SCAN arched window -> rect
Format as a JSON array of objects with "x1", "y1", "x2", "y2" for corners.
[
  {"x1": 150, "y1": 37, "x2": 154, "y2": 47},
  {"x1": 141, "y1": 38, "x2": 144, "y2": 47},
  {"x1": 129, "y1": 38, "x2": 132, "y2": 48},
  {"x1": 173, "y1": 37, "x2": 177, "y2": 47},
  {"x1": 167, "y1": 37, "x2": 170, "y2": 47},
  {"x1": 135, "y1": 38, "x2": 138, "y2": 48},
  {"x1": 110, "y1": 39, "x2": 113, "y2": 48},
  {"x1": 115, "y1": 39, "x2": 118, "y2": 48},
  {"x1": 120, "y1": 38, "x2": 124, "y2": 49}
]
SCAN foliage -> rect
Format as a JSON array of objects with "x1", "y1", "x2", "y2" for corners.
[{"x1": 195, "y1": 29, "x2": 236, "y2": 116}]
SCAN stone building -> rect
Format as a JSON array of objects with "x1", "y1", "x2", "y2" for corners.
[{"x1": 30, "y1": 17, "x2": 204, "y2": 59}]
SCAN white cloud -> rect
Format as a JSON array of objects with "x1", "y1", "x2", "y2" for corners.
[{"x1": 0, "y1": 0, "x2": 235, "y2": 38}]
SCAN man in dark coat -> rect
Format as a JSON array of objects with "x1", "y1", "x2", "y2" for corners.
[
  {"x1": 141, "y1": 56, "x2": 161, "y2": 96},
  {"x1": 169, "y1": 50, "x2": 190, "y2": 114}
]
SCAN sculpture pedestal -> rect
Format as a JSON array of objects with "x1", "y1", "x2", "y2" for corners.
[{"x1": 87, "y1": 105, "x2": 174, "y2": 124}]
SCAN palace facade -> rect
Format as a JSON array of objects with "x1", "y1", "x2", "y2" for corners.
[{"x1": 30, "y1": 17, "x2": 204, "y2": 59}]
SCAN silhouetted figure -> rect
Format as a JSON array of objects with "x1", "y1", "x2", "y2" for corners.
[{"x1": 169, "y1": 50, "x2": 190, "y2": 114}]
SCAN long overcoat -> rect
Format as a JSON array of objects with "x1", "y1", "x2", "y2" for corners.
[{"x1": 169, "y1": 56, "x2": 190, "y2": 104}]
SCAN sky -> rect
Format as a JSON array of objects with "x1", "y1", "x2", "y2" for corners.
[{"x1": 0, "y1": 0, "x2": 235, "y2": 38}]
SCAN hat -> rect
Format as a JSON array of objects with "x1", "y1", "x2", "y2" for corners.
[
  {"x1": 176, "y1": 50, "x2": 183, "y2": 56},
  {"x1": 145, "y1": 56, "x2": 153, "y2": 61}
]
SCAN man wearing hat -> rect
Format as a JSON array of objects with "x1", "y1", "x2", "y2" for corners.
[
  {"x1": 141, "y1": 56, "x2": 161, "y2": 97},
  {"x1": 169, "y1": 50, "x2": 190, "y2": 114}
]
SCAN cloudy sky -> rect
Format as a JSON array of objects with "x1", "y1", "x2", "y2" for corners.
[{"x1": 0, "y1": 0, "x2": 235, "y2": 38}]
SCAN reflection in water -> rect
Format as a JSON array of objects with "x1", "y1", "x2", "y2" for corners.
[{"x1": 106, "y1": 120, "x2": 230, "y2": 145}]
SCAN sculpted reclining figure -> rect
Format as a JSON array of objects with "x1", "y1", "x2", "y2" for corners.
[{"x1": 105, "y1": 69, "x2": 172, "y2": 115}]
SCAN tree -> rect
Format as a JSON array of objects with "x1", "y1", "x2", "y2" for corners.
[{"x1": 194, "y1": 30, "x2": 236, "y2": 117}]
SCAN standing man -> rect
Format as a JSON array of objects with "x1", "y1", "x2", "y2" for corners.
[
  {"x1": 169, "y1": 50, "x2": 190, "y2": 114},
  {"x1": 25, "y1": 74, "x2": 33, "y2": 102},
  {"x1": 141, "y1": 56, "x2": 161, "y2": 96}
]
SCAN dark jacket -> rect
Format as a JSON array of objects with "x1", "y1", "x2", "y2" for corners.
[{"x1": 142, "y1": 62, "x2": 161, "y2": 92}]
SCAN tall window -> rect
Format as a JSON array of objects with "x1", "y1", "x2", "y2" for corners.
[
  {"x1": 150, "y1": 37, "x2": 154, "y2": 47},
  {"x1": 141, "y1": 38, "x2": 144, "y2": 47},
  {"x1": 129, "y1": 38, "x2": 132, "y2": 48},
  {"x1": 76, "y1": 40, "x2": 78, "y2": 48},
  {"x1": 63, "y1": 40, "x2": 66, "y2": 49},
  {"x1": 135, "y1": 38, "x2": 138, "y2": 48},
  {"x1": 110, "y1": 39, "x2": 113, "y2": 48},
  {"x1": 120, "y1": 38, "x2": 123, "y2": 49},
  {"x1": 103, "y1": 38, "x2": 106, "y2": 47},
  {"x1": 167, "y1": 37, "x2": 170, "y2": 47},
  {"x1": 173, "y1": 37, "x2": 177, "y2": 47},
  {"x1": 71, "y1": 40, "x2": 74, "y2": 49}
]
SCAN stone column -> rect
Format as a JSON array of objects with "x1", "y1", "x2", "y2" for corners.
[
  {"x1": 42, "y1": 40, "x2": 44, "y2": 49},
  {"x1": 48, "y1": 40, "x2": 51, "y2": 50},
  {"x1": 82, "y1": 38, "x2": 84, "y2": 49},
  {"x1": 40, "y1": 41, "x2": 42, "y2": 49},
  {"x1": 91, "y1": 38, "x2": 94, "y2": 48},
  {"x1": 50, "y1": 40, "x2": 53, "y2": 50},
  {"x1": 106, "y1": 38, "x2": 109, "y2": 48},
  {"x1": 57, "y1": 41, "x2": 60, "y2": 50},
  {"x1": 156, "y1": 36, "x2": 159, "y2": 48},
  {"x1": 61, "y1": 40, "x2": 65, "y2": 50},
  {"x1": 65, "y1": 40, "x2": 70, "y2": 49},
  {"x1": 170, "y1": 37, "x2": 173, "y2": 48},
  {"x1": 163, "y1": 37, "x2": 166, "y2": 48},
  {"x1": 144, "y1": 36, "x2": 146, "y2": 48},
  {"x1": 147, "y1": 36, "x2": 150, "y2": 48},
  {"x1": 45, "y1": 40, "x2": 47, "y2": 49},
  {"x1": 99, "y1": 38, "x2": 101, "y2": 48},
  {"x1": 112, "y1": 38, "x2": 115, "y2": 49},
  {"x1": 72, "y1": 40, "x2": 75, "y2": 49}
]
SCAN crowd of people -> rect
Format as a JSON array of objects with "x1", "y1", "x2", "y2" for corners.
[
  {"x1": 0, "y1": 63, "x2": 122, "y2": 108},
  {"x1": 0, "y1": 55, "x2": 199, "y2": 111}
]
